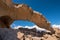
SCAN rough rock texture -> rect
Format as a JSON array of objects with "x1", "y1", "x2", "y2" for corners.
[
  {"x1": 0, "y1": 0, "x2": 55, "y2": 32},
  {"x1": 0, "y1": 28, "x2": 60, "y2": 40},
  {"x1": 0, "y1": 28, "x2": 19, "y2": 40}
]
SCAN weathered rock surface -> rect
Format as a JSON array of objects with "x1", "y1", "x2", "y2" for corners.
[
  {"x1": 0, "y1": 28, "x2": 60, "y2": 40},
  {"x1": 0, "y1": 0, "x2": 55, "y2": 33},
  {"x1": 0, "y1": 28, "x2": 19, "y2": 40}
]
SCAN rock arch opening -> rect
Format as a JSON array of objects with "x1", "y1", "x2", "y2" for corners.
[{"x1": 11, "y1": 20, "x2": 36, "y2": 29}]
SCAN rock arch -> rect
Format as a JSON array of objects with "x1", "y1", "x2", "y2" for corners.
[{"x1": 0, "y1": 0, "x2": 55, "y2": 33}]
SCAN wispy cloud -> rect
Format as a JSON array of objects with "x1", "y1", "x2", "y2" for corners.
[{"x1": 52, "y1": 24, "x2": 60, "y2": 29}]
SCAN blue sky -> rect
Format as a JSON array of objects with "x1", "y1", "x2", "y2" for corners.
[{"x1": 11, "y1": 0, "x2": 60, "y2": 27}]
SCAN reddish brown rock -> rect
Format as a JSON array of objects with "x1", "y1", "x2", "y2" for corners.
[
  {"x1": 0, "y1": 0, "x2": 54, "y2": 33},
  {"x1": 53, "y1": 28, "x2": 60, "y2": 38}
]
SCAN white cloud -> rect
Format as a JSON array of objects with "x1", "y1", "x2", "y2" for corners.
[
  {"x1": 13, "y1": 25, "x2": 51, "y2": 32},
  {"x1": 14, "y1": 26, "x2": 23, "y2": 29},
  {"x1": 13, "y1": 25, "x2": 45, "y2": 30},
  {"x1": 52, "y1": 24, "x2": 60, "y2": 29}
]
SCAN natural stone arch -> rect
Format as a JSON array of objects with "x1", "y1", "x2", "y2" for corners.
[{"x1": 0, "y1": 0, "x2": 55, "y2": 33}]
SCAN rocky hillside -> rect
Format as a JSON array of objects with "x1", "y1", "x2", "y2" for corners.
[{"x1": 0, "y1": 27, "x2": 60, "y2": 40}]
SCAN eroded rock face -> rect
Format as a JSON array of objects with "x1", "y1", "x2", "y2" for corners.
[
  {"x1": 0, "y1": 28, "x2": 60, "y2": 40},
  {"x1": 0, "y1": 28, "x2": 19, "y2": 40},
  {"x1": 17, "y1": 32, "x2": 24, "y2": 39},
  {"x1": 0, "y1": 0, "x2": 54, "y2": 32}
]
